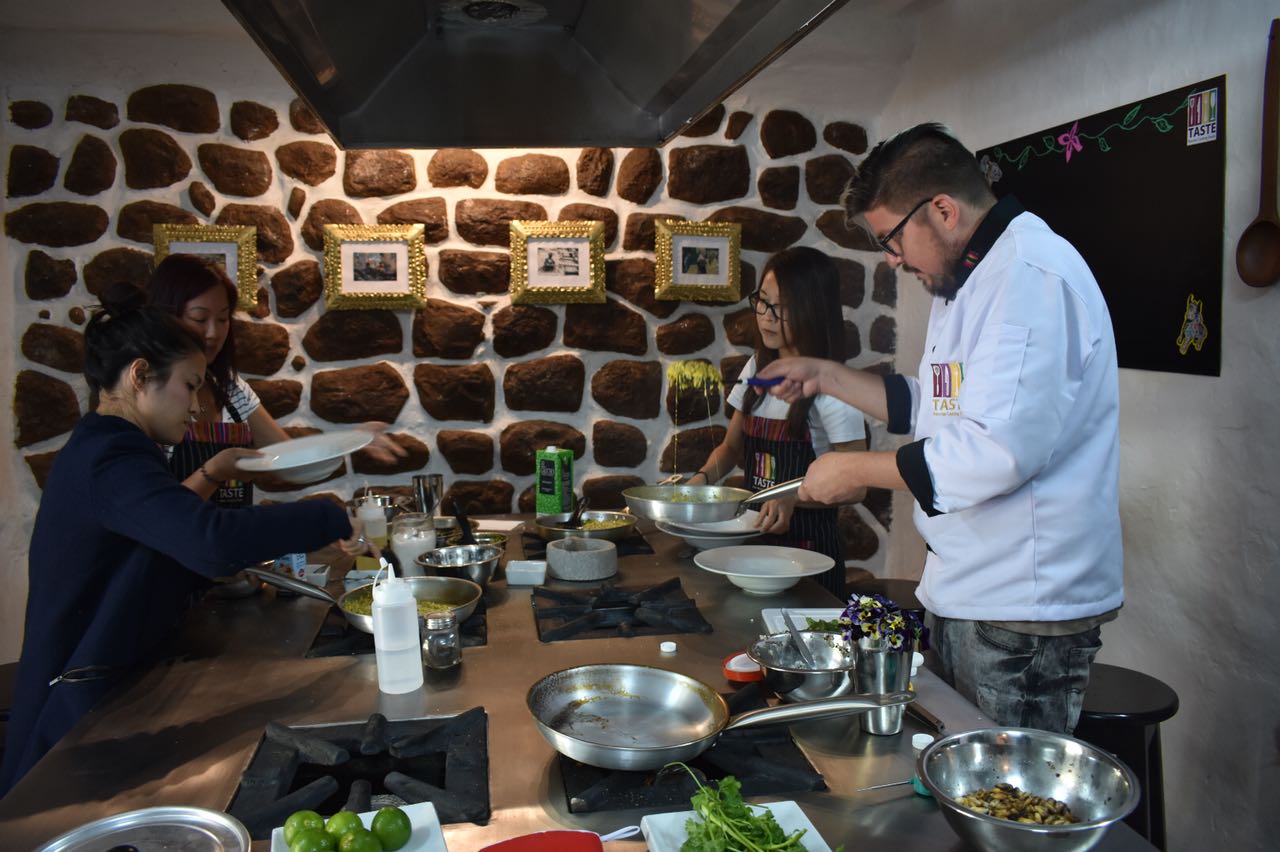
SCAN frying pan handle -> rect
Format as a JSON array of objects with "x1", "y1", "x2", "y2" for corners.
[
  {"x1": 742, "y1": 477, "x2": 804, "y2": 508},
  {"x1": 721, "y1": 690, "x2": 915, "y2": 732},
  {"x1": 243, "y1": 566, "x2": 339, "y2": 605}
]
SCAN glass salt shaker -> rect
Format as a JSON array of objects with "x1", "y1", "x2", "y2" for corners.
[{"x1": 421, "y1": 611, "x2": 461, "y2": 670}]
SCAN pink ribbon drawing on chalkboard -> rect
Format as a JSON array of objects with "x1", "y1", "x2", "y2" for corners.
[{"x1": 1058, "y1": 120, "x2": 1083, "y2": 162}]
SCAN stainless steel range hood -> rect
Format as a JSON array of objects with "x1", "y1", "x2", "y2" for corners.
[{"x1": 221, "y1": 0, "x2": 849, "y2": 149}]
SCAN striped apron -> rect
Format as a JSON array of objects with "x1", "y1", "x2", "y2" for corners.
[{"x1": 168, "y1": 397, "x2": 254, "y2": 510}]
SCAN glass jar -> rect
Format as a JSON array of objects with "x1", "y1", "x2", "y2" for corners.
[{"x1": 421, "y1": 611, "x2": 461, "y2": 670}]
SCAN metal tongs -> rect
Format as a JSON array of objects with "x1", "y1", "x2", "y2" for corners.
[{"x1": 782, "y1": 608, "x2": 817, "y2": 668}]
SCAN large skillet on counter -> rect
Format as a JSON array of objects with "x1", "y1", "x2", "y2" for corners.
[
  {"x1": 526, "y1": 663, "x2": 914, "y2": 771},
  {"x1": 623, "y1": 476, "x2": 804, "y2": 525}
]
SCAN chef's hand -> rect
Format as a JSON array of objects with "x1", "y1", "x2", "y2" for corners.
[
  {"x1": 797, "y1": 452, "x2": 864, "y2": 505},
  {"x1": 754, "y1": 357, "x2": 829, "y2": 403},
  {"x1": 338, "y1": 517, "x2": 381, "y2": 558},
  {"x1": 356, "y1": 422, "x2": 408, "y2": 464},
  {"x1": 754, "y1": 496, "x2": 796, "y2": 535},
  {"x1": 204, "y1": 447, "x2": 262, "y2": 482}
]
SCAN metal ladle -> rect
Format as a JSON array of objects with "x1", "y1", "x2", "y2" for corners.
[{"x1": 1236, "y1": 18, "x2": 1280, "y2": 287}]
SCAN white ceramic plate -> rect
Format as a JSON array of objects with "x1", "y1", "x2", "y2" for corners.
[
  {"x1": 269, "y1": 802, "x2": 445, "y2": 852},
  {"x1": 761, "y1": 608, "x2": 845, "y2": 634},
  {"x1": 641, "y1": 800, "x2": 831, "y2": 851},
  {"x1": 655, "y1": 521, "x2": 763, "y2": 550},
  {"x1": 694, "y1": 546, "x2": 835, "y2": 595},
  {"x1": 662, "y1": 509, "x2": 763, "y2": 536},
  {"x1": 237, "y1": 431, "x2": 373, "y2": 484}
]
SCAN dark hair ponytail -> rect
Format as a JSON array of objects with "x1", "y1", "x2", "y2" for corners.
[{"x1": 85, "y1": 282, "x2": 204, "y2": 407}]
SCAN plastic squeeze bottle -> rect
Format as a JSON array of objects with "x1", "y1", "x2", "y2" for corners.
[{"x1": 371, "y1": 565, "x2": 423, "y2": 694}]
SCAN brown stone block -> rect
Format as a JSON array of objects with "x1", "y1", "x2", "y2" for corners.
[
  {"x1": 25, "y1": 450, "x2": 59, "y2": 488},
  {"x1": 564, "y1": 300, "x2": 647, "y2": 355},
  {"x1": 438, "y1": 249, "x2": 510, "y2": 295},
  {"x1": 824, "y1": 121, "x2": 869, "y2": 155},
  {"x1": 303, "y1": 310, "x2": 404, "y2": 361},
  {"x1": 84, "y1": 247, "x2": 152, "y2": 296},
  {"x1": 287, "y1": 187, "x2": 305, "y2": 220},
  {"x1": 518, "y1": 485, "x2": 536, "y2": 513},
  {"x1": 246, "y1": 378, "x2": 302, "y2": 418},
  {"x1": 805, "y1": 153, "x2": 855, "y2": 205},
  {"x1": 593, "y1": 421, "x2": 647, "y2": 467},
  {"x1": 576, "y1": 147, "x2": 613, "y2": 196},
  {"x1": 291, "y1": 355, "x2": 306, "y2": 371},
  {"x1": 233, "y1": 319, "x2": 290, "y2": 375},
  {"x1": 198, "y1": 143, "x2": 272, "y2": 197},
  {"x1": 438, "y1": 430, "x2": 494, "y2": 474},
  {"x1": 760, "y1": 109, "x2": 816, "y2": 158},
  {"x1": 413, "y1": 363, "x2": 495, "y2": 422},
  {"x1": 65, "y1": 95, "x2": 119, "y2": 129},
  {"x1": 834, "y1": 256, "x2": 865, "y2": 309},
  {"x1": 757, "y1": 165, "x2": 799, "y2": 210},
  {"x1": 838, "y1": 506, "x2": 880, "y2": 560},
  {"x1": 271, "y1": 260, "x2": 322, "y2": 317},
  {"x1": 869, "y1": 315, "x2": 896, "y2": 354},
  {"x1": 343, "y1": 149, "x2": 416, "y2": 197},
  {"x1": 504, "y1": 354, "x2": 585, "y2": 412},
  {"x1": 14, "y1": 370, "x2": 80, "y2": 447},
  {"x1": 656, "y1": 313, "x2": 715, "y2": 355},
  {"x1": 21, "y1": 323, "x2": 84, "y2": 373},
  {"x1": 559, "y1": 203, "x2": 618, "y2": 249},
  {"x1": 119, "y1": 128, "x2": 192, "y2": 189},
  {"x1": 445, "y1": 480, "x2": 514, "y2": 515},
  {"x1": 301, "y1": 198, "x2": 362, "y2": 251},
  {"x1": 68, "y1": 306, "x2": 86, "y2": 325},
  {"x1": 8, "y1": 202, "x2": 109, "y2": 247},
  {"x1": 843, "y1": 319, "x2": 862, "y2": 360},
  {"x1": 722, "y1": 306, "x2": 758, "y2": 346},
  {"x1": 616, "y1": 148, "x2": 662, "y2": 204},
  {"x1": 862, "y1": 486, "x2": 893, "y2": 530},
  {"x1": 189, "y1": 181, "x2": 216, "y2": 216},
  {"x1": 816, "y1": 209, "x2": 878, "y2": 252},
  {"x1": 127, "y1": 84, "x2": 220, "y2": 133},
  {"x1": 725, "y1": 111, "x2": 753, "y2": 140},
  {"x1": 250, "y1": 286, "x2": 270, "y2": 319},
  {"x1": 721, "y1": 354, "x2": 750, "y2": 411},
  {"x1": 10, "y1": 100, "x2": 52, "y2": 129},
  {"x1": 456, "y1": 198, "x2": 546, "y2": 247},
  {"x1": 352, "y1": 432, "x2": 429, "y2": 476},
  {"x1": 492, "y1": 304, "x2": 556, "y2": 357},
  {"x1": 862, "y1": 360, "x2": 894, "y2": 377},
  {"x1": 659, "y1": 425, "x2": 726, "y2": 473},
  {"x1": 605, "y1": 257, "x2": 675, "y2": 318},
  {"x1": 582, "y1": 474, "x2": 646, "y2": 510},
  {"x1": 230, "y1": 100, "x2": 278, "y2": 141},
  {"x1": 216, "y1": 203, "x2": 294, "y2": 263},
  {"x1": 667, "y1": 145, "x2": 749, "y2": 204},
  {"x1": 25, "y1": 250, "x2": 76, "y2": 299},
  {"x1": 622, "y1": 212, "x2": 684, "y2": 252},
  {"x1": 7, "y1": 145, "x2": 59, "y2": 197},
  {"x1": 665, "y1": 365, "x2": 722, "y2": 425},
  {"x1": 708, "y1": 206, "x2": 806, "y2": 253},
  {"x1": 377, "y1": 197, "x2": 448, "y2": 244},
  {"x1": 289, "y1": 98, "x2": 326, "y2": 134},
  {"x1": 413, "y1": 300, "x2": 485, "y2": 359},
  {"x1": 499, "y1": 420, "x2": 585, "y2": 475},
  {"x1": 312, "y1": 362, "x2": 410, "y2": 423},
  {"x1": 428, "y1": 148, "x2": 488, "y2": 188},
  {"x1": 495, "y1": 153, "x2": 570, "y2": 195},
  {"x1": 682, "y1": 104, "x2": 726, "y2": 137},
  {"x1": 276, "y1": 140, "x2": 337, "y2": 186},
  {"x1": 872, "y1": 261, "x2": 897, "y2": 307},
  {"x1": 116, "y1": 200, "x2": 196, "y2": 243},
  {"x1": 590, "y1": 360, "x2": 661, "y2": 419}
]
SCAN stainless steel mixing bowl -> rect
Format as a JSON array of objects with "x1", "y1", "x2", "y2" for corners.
[
  {"x1": 417, "y1": 543, "x2": 502, "y2": 587},
  {"x1": 747, "y1": 631, "x2": 855, "y2": 702},
  {"x1": 917, "y1": 727, "x2": 1141, "y2": 852}
]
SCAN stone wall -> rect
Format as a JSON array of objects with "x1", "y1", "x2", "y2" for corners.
[{"x1": 5, "y1": 84, "x2": 898, "y2": 573}]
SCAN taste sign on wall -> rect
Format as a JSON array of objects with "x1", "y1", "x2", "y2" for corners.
[{"x1": 975, "y1": 76, "x2": 1225, "y2": 376}]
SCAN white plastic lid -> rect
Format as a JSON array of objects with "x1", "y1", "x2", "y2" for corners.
[
  {"x1": 373, "y1": 568, "x2": 413, "y2": 604},
  {"x1": 545, "y1": 445, "x2": 558, "y2": 452},
  {"x1": 659, "y1": 641, "x2": 677, "y2": 654},
  {"x1": 912, "y1": 733, "x2": 935, "y2": 753}
]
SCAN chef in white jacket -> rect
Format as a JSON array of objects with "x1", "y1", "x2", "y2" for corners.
[{"x1": 757, "y1": 123, "x2": 1122, "y2": 734}]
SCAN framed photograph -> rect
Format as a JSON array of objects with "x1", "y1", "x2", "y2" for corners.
[
  {"x1": 322, "y1": 224, "x2": 427, "y2": 310},
  {"x1": 153, "y1": 224, "x2": 258, "y2": 312},
  {"x1": 655, "y1": 219, "x2": 742, "y2": 301},
  {"x1": 509, "y1": 220, "x2": 606, "y2": 305}
]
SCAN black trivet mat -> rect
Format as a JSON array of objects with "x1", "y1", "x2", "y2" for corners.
[
  {"x1": 520, "y1": 531, "x2": 654, "y2": 560},
  {"x1": 530, "y1": 577, "x2": 712, "y2": 642},
  {"x1": 306, "y1": 595, "x2": 488, "y2": 657}
]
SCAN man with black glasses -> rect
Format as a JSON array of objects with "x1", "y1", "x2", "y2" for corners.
[{"x1": 757, "y1": 123, "x2": 1123, "y2": 734}]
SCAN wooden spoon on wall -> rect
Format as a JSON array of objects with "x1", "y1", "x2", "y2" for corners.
[{"x1": 1236, "y1": 18, "x2": 1280, "y2": 287}]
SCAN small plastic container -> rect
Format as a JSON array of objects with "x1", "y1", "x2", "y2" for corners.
[
  {"x1": 302, "y1": 564, "x2": 330, "y2": 587},
  {"x1": 371, "y1": 567, "x2": 424, "y2": 694},
  {"x1": 722, "y1": 651, "x2": 763, "y2": 685},
  {"x1": 505, "y1": 559, "x2": 547, "y2": 586}
]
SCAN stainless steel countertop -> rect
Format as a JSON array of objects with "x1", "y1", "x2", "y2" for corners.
[{"x1": 0, "y1": 520, "x2": 1155, "y2": 852}]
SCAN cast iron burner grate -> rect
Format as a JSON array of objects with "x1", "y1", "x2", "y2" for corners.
[
  {"x1": 520, "y1": 531, "x2": 654, "y2": 560},
  {"x1": 557, "y1": 683, "x2": 826, "y2": 813},
  {"x1": 228, "y1": 708, "x2": 490, "y2": 840},
  {"x1": 531, "y1": 577, "x2": 712, "y2": 642},
  {"x1": 306, "y1": 596, "x2": 488, "y2": 658}
]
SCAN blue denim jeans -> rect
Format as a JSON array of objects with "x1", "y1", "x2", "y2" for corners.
[{"x1": 927, "y1": 615, "x2": 1101, "y2": 734}]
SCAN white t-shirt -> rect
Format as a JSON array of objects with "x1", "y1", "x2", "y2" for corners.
[
  {"x1": 222, "y1": 374, "x2": 261, "y2": 422},
  {"x1": 728, "y1": 355, "x2": 866, "y2": 454}
]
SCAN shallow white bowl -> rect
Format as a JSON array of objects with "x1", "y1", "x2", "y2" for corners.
[
  {"x1": 694, "y1": 545, "x2": 834, "y2": 595},
  {"x1": 236, "y1": 431, "x2": 373, "y2": 484},
  {"x1": 662, "y1": 509, "x2": 762, "y2": 537},
  {"x1": 655, "y1": 521, "x2": 760, "y2": 550}
]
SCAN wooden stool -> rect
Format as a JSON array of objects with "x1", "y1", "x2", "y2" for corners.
[{"x1": 1073, "y1": 663, "x2": 1179, "y2": 851}]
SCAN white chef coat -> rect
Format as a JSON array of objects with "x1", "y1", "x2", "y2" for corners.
[
  {"x1": 887, "y1": 201, "x2": 1123, "y2": 622},
  {"x1": 729, "y1": 355, "x2": 866, "y2": 453}
]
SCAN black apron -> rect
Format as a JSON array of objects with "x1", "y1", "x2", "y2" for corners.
[
  {"x1": 168, "y1": 390, "x2": 254, "y2": 509},
  {"x1": 742, "y1": 410, "x2": 846, "y2": 600}
]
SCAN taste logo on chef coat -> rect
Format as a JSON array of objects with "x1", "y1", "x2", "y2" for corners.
[
  {"x1": 1186, "y1": 88, "x2": 1218, "y2": 145},
  {"x1": 931, "y1": 362, "x2": 963, "y2": 415}
]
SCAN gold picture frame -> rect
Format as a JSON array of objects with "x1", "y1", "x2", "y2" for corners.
[
  {"x1": 323, "y1": 224, "x2": 427, "y2": 310},
  {"x1": 655, "y1": 219, "x2": 742, "y2": 301},
  {"x1": 509, "y1": 220, "x2": 606, "y2": 305},
  {"x1": 153, "y1": 224, "x2": 258, "y2": 312}
]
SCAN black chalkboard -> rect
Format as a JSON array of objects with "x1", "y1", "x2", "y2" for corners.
[{"x1": 975, "y1": 76, "x2": 1225, "y2": 376}]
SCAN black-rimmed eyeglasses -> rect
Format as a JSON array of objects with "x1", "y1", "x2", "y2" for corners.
[
  {"x1": 747, "y1": 291, "x2": 785, "y2": 322},
  {"x1": 877, "y1": 197, "x2": 933, "y2": 257}
]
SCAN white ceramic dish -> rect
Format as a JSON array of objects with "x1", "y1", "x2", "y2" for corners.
[
  {"x1": 694, "y1": 546, "x2": 834, "y2": 595},
  {"x1": 640, "y1": 800, "x2": 831, "y2": 851},
  {"x1": 761, "y1": 607, "x2": 845, "y2": 634},
  {"x1": 269, "y1": 802, "x2": 445, "y2": 852},
  {"x1": 662, "y1": 509, "x2": 763, "y2": 536},
  {"x1": 237, "y1": 431, "x2": 373, "y2": 484},
  {"x1": 655, "y1": 521, "x2": 762, "y2": 550}
]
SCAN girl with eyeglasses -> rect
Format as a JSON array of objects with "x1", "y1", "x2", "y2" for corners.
[{"x1": 689, "y1": 246, "x2": 867, "y2": 599}]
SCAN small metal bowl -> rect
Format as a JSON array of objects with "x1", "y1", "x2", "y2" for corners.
[
  {"x1": 918, "y1": 727, "x2": 1141, "y2": 852},
  {"x1": 418, "y1": 543, "x2": 502, "y2": 588},
  {"x1": 472, "y1": 532, "x2": 508, "y2": 552},
  {"x1": 434, "y1": 516, "x2": 480, "y2": 545},
  {"x1": 532, "y1": 510, "x2": 638, "y2": 542},
  {"x1": 747, "y1": 630, "x2": 855, "y2": 702}
]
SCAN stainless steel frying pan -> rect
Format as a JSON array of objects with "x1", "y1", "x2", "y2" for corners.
[
  {"x1": 526, "y1": 663, "x2": 913, "y2": 771},
  {"x1": 623, "y1": 477, "x2": 804, "y2": 525}
]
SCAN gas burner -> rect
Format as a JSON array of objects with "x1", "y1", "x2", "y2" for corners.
[
  {"x1": 228, "y1": 709, "x2": 490, "y2": 840},
  {"x1": 306, "y1": 597, "x2": 488, "y2": 658},
  {"x1": 531, "y1": 577, "x2": 712, "y2": 642}
]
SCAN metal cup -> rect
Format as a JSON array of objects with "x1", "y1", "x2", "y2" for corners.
[{"x1": 855, "y1": 638, "x2": 911, "y2": 735}]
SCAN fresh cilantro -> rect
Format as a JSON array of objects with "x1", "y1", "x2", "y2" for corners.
[{"x1": 804, "y1": 617, "x2": 844, "y2": 634}]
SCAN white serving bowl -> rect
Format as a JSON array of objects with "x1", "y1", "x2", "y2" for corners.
[
  {"x1": 655, "y1": 521, "x2": 759, "y2": 550},
  {"x1": 236, "y1": 431, "x2": 373, "y2": 485},
  {"x1": 693, "y1": 545, "x2": 834, "y2": 595}
]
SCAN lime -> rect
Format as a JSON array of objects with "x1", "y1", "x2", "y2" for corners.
[
  {"x1": 338, "y1": 826, "x2": 384, "y2": 852},
  {"x1": 325, "y1": 810, "x2": 364, "y2": 840},
  {"x1": 370, "y1": 806, "x2": 412, "y2": 851},
  {"x1": 284, "y1": 811, "x2": 326, "y2": 846},
  {"x1": 290, "y1": 827, "x2": 337, "y2": 852}
]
